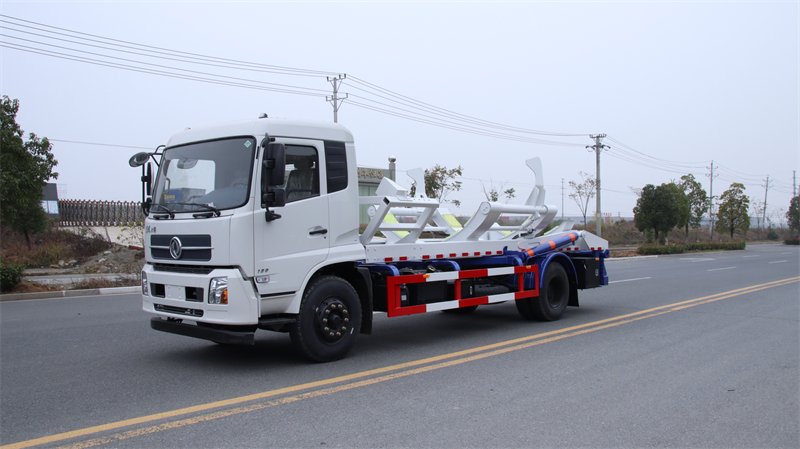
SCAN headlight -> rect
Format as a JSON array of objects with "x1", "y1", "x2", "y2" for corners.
[
  {"x1": 209, "y1": 277, "x2": 228, "y2": 304},
  {"x1": 141, "y1": 271, "x2": 148, "y2": 296}
]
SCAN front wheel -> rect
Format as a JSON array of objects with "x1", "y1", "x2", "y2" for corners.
[
  {"x1": 290, "y1": 276, "x2": 362, "y2": 362},
  {"x1": 516, "y1": 262, "x2": 569, "y2": 321}
]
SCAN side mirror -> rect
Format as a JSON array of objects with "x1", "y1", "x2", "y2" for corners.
[
  {"x1": 262, "y1": 188, "x2": 286, "y2": 209},
  {"x1": 129, "y1": 152, "x2": 151, "y2": 168},
  {"x1": 261, "y1": 142, "x2": 286, "y2": 222},
  {"x1": 144, "y1": 163, "x2": 153, "y2": 197},
  {"x1": 263, "y1": 143, "x2": 286, "y2": 185},
  {"x1": 142, "y1": 197, "x2": 152, "y2": 216}
]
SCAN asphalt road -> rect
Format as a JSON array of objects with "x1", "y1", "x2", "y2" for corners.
[{"x1": 2, "y1": 244, "x2": 798, "y2": 448}]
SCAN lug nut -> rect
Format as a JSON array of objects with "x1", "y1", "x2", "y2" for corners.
[
  {"x1": 329, "y1": 332, "x2": 335, "y2": 337},
  {"x1": 325, "y1": 309, "x2": 330, "y2": 314},
  {"x1": 322, "y1": 318, "x2": 327, "y2": 323},
  {"x1": 344, "y1": 318, "x2": 349, "y2": 323},
  {"x1": 342, "y1": 327, "x2": 347, "y2": 331},
  {"x1": 324, "y1": 327, "x2": 330, "y2": 332},
  {"x1": 336, "y1": 332, "x2": 341, "y2": 337}
]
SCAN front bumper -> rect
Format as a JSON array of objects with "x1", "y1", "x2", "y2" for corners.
[
  {"x1": 142, "y1": 265, "x2": 259, "y2": 325},
  {"x1": 150, "y1": 317, "x2": 254, "y2": 345}
]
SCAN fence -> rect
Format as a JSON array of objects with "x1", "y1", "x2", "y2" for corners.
[{"x1": 58, "y1": 200, "x2": 144, "y2": 227}]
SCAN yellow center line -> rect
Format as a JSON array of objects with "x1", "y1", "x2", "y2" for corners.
[{"x1": 3, "y1": 276, "x2": 797, "y2": 449}]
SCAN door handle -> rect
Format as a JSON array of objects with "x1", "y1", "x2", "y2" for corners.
[{"x1": 309, "y1": 228, "x2": 328, "y2": 236}]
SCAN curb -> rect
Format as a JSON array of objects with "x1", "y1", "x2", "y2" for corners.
[
  {"x1": 0, "y1": 286, "x2": 140, "y2": 302},
  {"x1": 605, "y1": 255, "x2": 658, "y2": 261}
]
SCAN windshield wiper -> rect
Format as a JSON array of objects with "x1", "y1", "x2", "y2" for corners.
[
  {"x1": 172, "y1": 202, "x2": 221, "y2": 218},
  {"x1": 150, "y1": 203, "x2": 175, "y2": 219}
]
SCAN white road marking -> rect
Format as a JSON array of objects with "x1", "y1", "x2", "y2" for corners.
[
  {"x1": 742, "y1": 255, "x2": 760, "y2": 258},
  {"x1": 708, "y1": 267, "x2": 737, "y2": 272},
  {"x1": 679, "y1": 258, "x2": 715, "y2": 262},
  {"x1": 769, "y1": 260, "x2": 788, "y2": 264},
  {"x1": 609, "y1": 277, "x2": 652, "y2": 284}
]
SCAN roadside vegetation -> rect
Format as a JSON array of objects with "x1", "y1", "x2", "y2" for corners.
[{"x1": 0, "y1": 225, "x2": 141, "y2": 293}]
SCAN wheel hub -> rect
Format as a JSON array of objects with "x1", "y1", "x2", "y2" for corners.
[{"x1": 315, "y1": 298, "x2": 349, "y2": 343}]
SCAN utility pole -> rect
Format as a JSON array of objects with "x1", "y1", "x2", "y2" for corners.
[
  {"x1": 793, "y1": 170, "x2": 797, "y2": 197},
  {"x1": 587, "y1": 134, "x2": 608, "y2": 236},
  {"x1": 762, "y1": 175, "x2": 773, "y2": 228},
  {"x1": 561, "y1": 178, "x2": 565, "y2": 220},
  {"x1": 706, "y1": 161, "x2": 719, "y2": 241},
  {"x1": 326, "y1": 74, "x2": 348, "y2": 123}
]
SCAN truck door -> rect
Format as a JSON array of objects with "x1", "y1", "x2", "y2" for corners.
[{"x1": 254, "y1": 140, "x2": 330, "y2": 296}]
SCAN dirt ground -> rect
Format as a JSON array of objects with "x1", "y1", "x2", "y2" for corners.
[
  {"x1": 24, "y1": 244, "x2": 146, "y2": 276},
  {"x1": 12, "y1": 245, "x2": 146, "y2": 294}
]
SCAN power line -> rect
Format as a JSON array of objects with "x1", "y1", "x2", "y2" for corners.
[
  {"x1": 1, "y1": 14, "x2": 590, "y2": 144},
  {"x1": 0, "y1": 34, "x2": 330, "y2": 94},
  {"x1": 49, "y1": 139, "x2": 153, "y2": 150},
  {"x1": 1, "y1": 42, "x2": 328, "y2": 97},
  {"x1": 346, "y1": 76, "x2": 590, "y2": 138},
  {"x1": 0, "y1": 15, "x2": 337, "y2": 77}
]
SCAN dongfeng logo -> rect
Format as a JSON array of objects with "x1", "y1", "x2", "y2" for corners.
[{"x1": 169, "y1": 237, "x2": 183, "y2": 260}]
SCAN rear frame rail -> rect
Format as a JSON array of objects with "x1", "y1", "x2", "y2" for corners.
[{"x1": 385, "y1": 264, "x2": 539, "y2": 317}]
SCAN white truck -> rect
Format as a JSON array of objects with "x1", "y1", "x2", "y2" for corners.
[{"x1": 129, "y1": 116, "x2": 610, "y2": 362}]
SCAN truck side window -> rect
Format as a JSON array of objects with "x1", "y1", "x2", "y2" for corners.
[
  {"x1": 284, "y1": 146, "x2": 320, "y2": 202},
  {"x1": 324, "y1": 140, "x2": 348, "y2": 193}
]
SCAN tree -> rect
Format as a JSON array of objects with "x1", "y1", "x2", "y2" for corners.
[
  {"x1": 0, "y1": 96, "x2": 59, "y2": 248},
  {"x1": 679, "y1": 174, "x2": 710, "y2": 239},
  {"x1": 633, "y1": 183, "x2": 680, "y2": 244},
  {"x1": 716, "y1": 183, "x2": 750, "y2": 241},
  {"x1": 423, "y1": 164, "x2": 463, "y2": 207},
  {"x1": 480, "y1": 178, "x2": 516, "y2": 203},
  {"x1": 666, "y1": 182, "x2": 690, "y2": 238},
  {"x1": 569, "y1": 172, "x2": 596, "y2": 226},
  {"x1": 787, "y1": 196, "x2": 800, "y2": 236},
  {"x1": 751, "y1": 199, "x2": 765, "y2": 230}
]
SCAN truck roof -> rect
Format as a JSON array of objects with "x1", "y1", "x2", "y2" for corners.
[{"x1": 165, "y1": 117, "x2": 355, "y2": 148}]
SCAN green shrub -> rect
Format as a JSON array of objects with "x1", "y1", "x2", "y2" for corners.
[
  {"x1": 767, "y1": 230, "x2": 779, "y2": 240},
  {"x1": 785, "y1": 238, "x2": 800, "y2": 245},
  {"x1": 637, "y1": 241, "x2": 746, "y2": 255},
  {"x1": 683, "y1": 241, "x2": 745, "y2": 251},
  {"x1": 637, "y1": 244, "x2": 685, "y2": 255},
  {"x1": 1, "y1": 258, "x2": 24, "y2": 293}
]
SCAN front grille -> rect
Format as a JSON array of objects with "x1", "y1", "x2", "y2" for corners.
[
  {"x1": 150, "y1": 234, "x2": 212, "y2": 261},
  {"x1": 151, "y1": 235, "x2": 211, "y2": 247},
  {"x1": 155, "y1": 304, "x2": 204, "y2": 317},
  {"x1": 153, "y1": 264, "x2": 216, "y2": 275}
]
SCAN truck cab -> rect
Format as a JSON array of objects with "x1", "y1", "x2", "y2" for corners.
[{"x1": 135, "y1": 118, "x2": 365, "y2": 335}]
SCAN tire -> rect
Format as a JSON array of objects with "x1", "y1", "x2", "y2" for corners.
[
  {"x1": 290, "y1": 275, "x2": 362, "y2": 362},
  {"x1": 516, "y1": 262, "x2": 569, "y2": 321},
  {"x1": 442, "y1": 305, "x2": 478, "y2": 315}
]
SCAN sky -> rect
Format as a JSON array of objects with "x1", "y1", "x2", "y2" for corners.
[{"x1": 1, "y1": 1, "x2": 798, "y2": 224}]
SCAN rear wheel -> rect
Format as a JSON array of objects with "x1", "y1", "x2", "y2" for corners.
[
  {"x1": 516, "y1": 262, "x2": 569, "y2": 321},
  {"x1": 290, "y1": 275, "x2": 362, "y2": 362}
]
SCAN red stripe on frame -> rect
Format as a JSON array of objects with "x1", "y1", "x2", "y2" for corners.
[{"x1": 460, "y1": 296, "x2": 489, "y2": 308}]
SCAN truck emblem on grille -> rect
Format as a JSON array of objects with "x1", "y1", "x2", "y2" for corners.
[{"x1": 169, "y1": 237, "x2": 183, "y2": 259}]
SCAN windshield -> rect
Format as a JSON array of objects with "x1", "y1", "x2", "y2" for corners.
[{"x1": 153, "y1": 137, "x2": 256, "y2": 212}]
